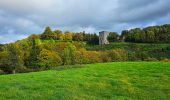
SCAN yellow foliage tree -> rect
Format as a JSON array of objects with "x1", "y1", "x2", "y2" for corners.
[
  {"x1": 64, "y1": 31, "x2": 73, "y2": 40},
  {"x1": 38, "y1": 49, "x2": 62, "y2": 69}
]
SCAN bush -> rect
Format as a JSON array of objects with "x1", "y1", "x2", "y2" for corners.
[
  {"x1": 0, "y1": 69, "x2": 5, "y2": 75},
  {"x1": 161, "y1": 58, "x2": 170, "y2": 62},
  {"x1": 74, "y1": 48, "x2": 101, "y2": 64},
  {"x1": 38, "y1": 49, "x2": 63, "y2": 69},
  {"x1": 62, "y1": 43, "x2": 76, "y2": 65},
  {"x1": 109, "y1": 49, "x2": 128, "y2": 61},
  {"x1": 144, "y1": 57, "x2": 158, "y2": 61},
  {"x1": 16, "y1": 66, "x2": 34, "y2": 73},
  {"x1": 85, "y1": 51, "x2": 101, "y2": 63},
  {"x1": 99, "y1": 51, "x2": 112, "y2": 62}
]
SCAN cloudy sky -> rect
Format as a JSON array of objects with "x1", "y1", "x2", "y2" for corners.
[{"x1": 0, "y1": 0, "x2": 170, "y2": 43}]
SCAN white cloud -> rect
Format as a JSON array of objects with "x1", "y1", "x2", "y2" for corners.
[
  {"x1": 15, "y1": 18, "x2": 35, "y2": 28},
  {"x1": 0, "y1": 33, "x2": 28, "y2": 44}
]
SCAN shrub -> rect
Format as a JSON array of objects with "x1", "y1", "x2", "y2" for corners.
[
  {"x1": 85, "y1": 51, "x2": 101, "y2": 63},
  {"x1": 161, "y1": 58, "x2": 170, "y2": 62},
  {"x1": 109, "y1": 49, "x2": 128, "y2": 61},
  {"x1": 74, "y1": 48, "x2": 87, "y2": 64},
  {"x1": 74, "y1": 50, "x2": 83, "y2": 64},
  {"x1": 75, "y1": 48, "x2": 101, "y2": 64},
  {"x1": 16, "y1": 66, "x2": 33, "y2": 73},
  {"x1": 99, "y1": 51, "x2": 112, "y2": 62},
  {"x1": 62, "y1": 43, "x2": 76, "y2": 65},
  {"x1": 0, "y1": 69, "x2": 5, "y2": 75},
  {"x1": 38, "y1": 49, "x2": 62, "y2": 69},
  {"x1": 144, "y1": 57, "x2": 158, "y2": 61}
]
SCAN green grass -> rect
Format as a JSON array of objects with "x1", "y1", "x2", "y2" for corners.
[{"x1": 0, "y1": 62, "x2": 170, "y2": 100}]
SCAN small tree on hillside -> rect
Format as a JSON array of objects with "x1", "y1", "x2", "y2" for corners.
[
  {"x1": 63, "y1": 43, "x2": 76, "y2": 65},
  {"x1": 41, "y1": 26, "x2": 54, "y2": 39}
]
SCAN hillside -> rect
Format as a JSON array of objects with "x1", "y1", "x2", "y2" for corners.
[
  {"x1": 1, "y1": 24, "x2": 170, "y2": 74},
  {"x1": 0, "y1": 62, "x2": 170, "y2": 100}
]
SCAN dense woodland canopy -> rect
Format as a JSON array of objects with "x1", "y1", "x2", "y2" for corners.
[
  {"x1": 0, "y1": 24, "x2": 170, "y2": 74},
  {"x1": 121, "y1": 24, "x2": 170, "y2": 43}
]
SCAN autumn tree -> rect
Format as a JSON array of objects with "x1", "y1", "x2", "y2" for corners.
[
  {"x1": 38, "y1": 49, "x2": 62, "y2": 69},
  {"x1": 64, "y1": 31, "x2": 73, "y2": 40},
  {"x1": 73, "y1": 33, "x2": 83, "y2": 41},
  {"x1": 0, "y1": 50, "x2": 9, "y2": 73},
  {"x1": 6, "y1": 44, "x2": 24, "y2": 74},
  {"x1": 54, "y1": 29, "x2": 62, "y2": 40},
  {"x1": 41, "y1": 26, "x2": 55, "y2": 39},
  {"x1": 75, "y1": 48, "x2": 101, "y2": 64},
  {"x1": 85, "y1": 51, "x2": 101, "y2": 63},
  {"x1": 74, "y1": 48, "x2": 87, "y2": 64}
]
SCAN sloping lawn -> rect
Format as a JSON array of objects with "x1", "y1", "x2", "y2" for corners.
[{"x1": 0, "y1": 62, "x2": 170, "y2": 100}]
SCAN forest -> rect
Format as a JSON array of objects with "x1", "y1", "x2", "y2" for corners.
[
  {"x1": 121, "y1": 24, "x2": 170, "y2": 43},
  {"x1": 0, "y1": 24, "x2": 170, "y2": 74}
]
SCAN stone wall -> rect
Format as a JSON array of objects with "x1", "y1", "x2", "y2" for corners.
[{"x1": 99, "y1": 31, "x2": 109, "y2": 45}]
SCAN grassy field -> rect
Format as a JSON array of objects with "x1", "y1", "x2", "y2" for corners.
[{"x1": 0, "y1": 62, "x2": 170, "y2": 100}]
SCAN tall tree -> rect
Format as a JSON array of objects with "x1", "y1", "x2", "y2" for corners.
[
  {"x1": 27, "y1": 38, "x2": 41, "y2": 69},
  {"x1": 41, "y1": 26, "x2": 54, "y2": 39},
  {"x1": 54, "y1": 29, "x2": 62, "y2": 40},
  {"x1": 7, "y1": 44, "x2": 24, "y2": 74},
  {"x1": 107, "y1": 32, "x2": 119, "y2": 42},
  {"x1": 73, "y1": 33, "x2": 83, "y2": 41},
  {"x1": 64, "y1": 31, "x2": 73, "y2": 40}
]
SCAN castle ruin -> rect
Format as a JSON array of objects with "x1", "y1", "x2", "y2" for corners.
[{"x1": 99, "y1": 31, "x2": 109, "y2": 45}]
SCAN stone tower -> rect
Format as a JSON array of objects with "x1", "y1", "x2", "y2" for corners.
[{"x1": 99, "y1": 31, "x2": 109, "y2": 45}]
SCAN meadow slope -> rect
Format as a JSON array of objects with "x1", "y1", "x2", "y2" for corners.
[{"x1": 0, "y1": 62, "x2": 170, "y2": 100}]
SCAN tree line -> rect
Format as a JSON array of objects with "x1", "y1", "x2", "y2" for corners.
[
  {"x1": 38, "y1": 24, "x2": 170, "y2": 44},
  {"x1": 0, "y1": 37, "x2": 128, "y2": 74},
  {"x1": 121, "y1": 24, "x2": 170, "y2": 43},
  {"x1": 40, "y1": 26, "x2": 99, "y2": 45},
  {"x1": 0, "y1": 24, "x2": 170, "y2": 74}
]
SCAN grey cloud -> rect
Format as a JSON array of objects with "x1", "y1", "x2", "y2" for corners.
[
  {"x1": 0, "y1": 0, "x2": 170, "y2": 43},
  {"x1": 114, "y1": 0, "x2": 170, "y2": 22}
]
